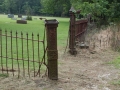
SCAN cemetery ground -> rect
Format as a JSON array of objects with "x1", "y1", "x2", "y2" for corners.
[{"x1": 0, "y1": 14, "x2": 120, "y2": 90}]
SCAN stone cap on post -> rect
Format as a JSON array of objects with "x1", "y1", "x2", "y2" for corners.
[
  {"x1": 45, "y1": 19, "x2": 59, "y2": 26},
  {"x1": 69, "y1": 6, "x2": 81, "y2": 14}
]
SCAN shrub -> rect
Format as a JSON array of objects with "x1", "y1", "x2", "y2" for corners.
[
  {"x1": 18, "y1": 14, "x2": 22, "y2": 18},
  {"x1": 26, "y1": 16, "x2": 32, "y2": 21}
]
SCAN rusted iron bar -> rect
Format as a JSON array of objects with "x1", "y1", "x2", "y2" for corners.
[
  {"x1": 1, "y1": 34, "x2": 43, "y2": 42},
  {"x1": 45, "y1": 19, "x2": 59, "y2": 80},
  {"x1": 75, "y1": 19, "x2": 88, "y2": 24},
  {"x1": 36, "y1": 43, "x2": 47, "y2": 76},
  {"x1": 21, "y1": 32, "x2": 25, "y2": 77},
  {"x1": 0, "y1": 29, "x2": 3, "y2": 73},
  {"x1": 75, "y1": 30, "x2": 86, "y2": 37},
  {"x1": 10, "y1": 31, "x2": 14, "y2": 76},
  {"x1": 0, "y1": 56, "x2": 41, "y2": 63},
  {"x1": 26, "y1": 33, "x2": 30, "y2": 77},
  {"x1": 43, "y1": 28, "x2": 46, "y2": 65},
  {"x1": 16, "y1": 31, "x2": 20, "y2": 78},
  {"x1": 1, "y1": 68, "x2": 16, "y2": 72},
  {"x1": 32, "y1": 33, "x2": 35, "y2": 77},
  {"x1": 5, "y1": 30, "x2": 8, "y2": 74},
  {"x1": 37, "y1": 33, "x2": 40, "y2": 77}
]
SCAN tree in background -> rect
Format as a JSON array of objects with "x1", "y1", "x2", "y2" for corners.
[
  {"x1": 71, "y1": 0, "x2": 120, "y2": 26},
  {"x1": 0, "y1": 0, "x2": 120, "y2": 26},
  {"x1": 0, "y1": 0, "x2": 41, "y2": 15},
  {"x1": 3, "y1": 0, "x2": 17, "y2": 14},
  {"x1": 108, "y1": 0, "x2": 120, "y2": 23},
  {"x1": 16, "y1": 0, "x2": 24, "y2": 14},
  {"x1": 0, "y1": 0, "x2": 4, "y2": 13},
  {"x1": 41, "y1": 0, "x2": 71, "y2": 16}
]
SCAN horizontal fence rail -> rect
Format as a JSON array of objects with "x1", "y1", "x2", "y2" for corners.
[
  {"x1": 75, "y1": 19, "x2": 88, "y2": 42},
  {"x1": 0, "y1": 29, "x2": 47, "y2": 78}
]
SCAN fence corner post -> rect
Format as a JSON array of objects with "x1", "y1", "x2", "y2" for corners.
[
  {"x1": 45, "y1": 19, "x2": 59, "y2": 80},
  {"x1": 69, "y1": 7, "x2": 77, "y2": 55}
]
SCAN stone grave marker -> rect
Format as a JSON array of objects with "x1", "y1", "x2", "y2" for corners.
[{"x1": 8, "y1": 14, "x2": 14, "y2": 18}]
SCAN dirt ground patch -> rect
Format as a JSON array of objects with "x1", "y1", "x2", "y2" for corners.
[{"x1": 0, "y1": 47, "x2": 120, "y2": 90}]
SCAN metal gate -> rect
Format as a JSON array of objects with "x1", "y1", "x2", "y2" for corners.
[
  {"x1": 0, "y1": 19, "x2": 59, "y2": 79},
  {"x1": 0, "y1": 29, "x2": 47, "y2": 78}
]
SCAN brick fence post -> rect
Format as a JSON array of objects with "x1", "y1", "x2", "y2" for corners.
[{"x1": 45, "y1": 19, "x2": 59, "y2": 80}]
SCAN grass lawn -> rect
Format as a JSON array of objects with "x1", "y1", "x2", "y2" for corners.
[
  {"x1": 0, "y1": 14, "x2": 69, "y2": 76},
  {"x1": 0, "y1": 14, "x2": 69, "y2": 45}
]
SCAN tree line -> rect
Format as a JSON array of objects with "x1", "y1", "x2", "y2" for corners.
[
  {"x1": 0, "y1": 0, "x2": 120, "y2": 24},
  {"x1": 0, "y1": 0, "x2": 41, "y2": 15}
]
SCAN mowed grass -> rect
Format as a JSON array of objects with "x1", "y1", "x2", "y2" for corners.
[
  {"x1": 0, "y1": 14, "x2": 69, "y2": 73},
  {"x1": 0, "y1": 14, "x2": 69, "y2": 45}
]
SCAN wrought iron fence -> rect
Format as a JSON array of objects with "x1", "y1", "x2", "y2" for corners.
[
  {"x1": 69, "y1": 7, "x2": 88, "y2": 55},
  {"x1": 0, "y1": 29, "x2": 47, "y2": 78},
  {"x1": 75, "y1": 19, "x2": 88, "y2": 42}
]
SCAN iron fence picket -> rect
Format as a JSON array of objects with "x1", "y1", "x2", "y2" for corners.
[
  {"x1": 16, "y1": 31, "x2": 20, "y2": 78},
  {"x1": 5, "y1": 30, "x2": 8, "y2": 74},
  {"x1": 32, "y1": 33, "x2": 35, "y2": 77},
  {"x1": 0, "y1": 29, "x2": 3, "y2": 73},
  {"x1": 0, "y1": 30, "x2": 47, "y2": 78},
  {"x1": 10, "y1": 31, "x2": 14, "y2": 76},
  {"x1": 37, "y1": 33, "x2": 40, "y2": 77}
]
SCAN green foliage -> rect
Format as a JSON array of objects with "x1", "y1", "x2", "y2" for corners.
[
  {"x1": 22, "y1": 2, "x2": 32, "y2": 15},
  {"x1": 0, "y1": 0, "x2": 120, "y2": 23},
  {"x1": 109, "y1": 1, "x2": 120, "y2": 22},
  {"x1": 41, "y1": 0, "x2": 71, "y2": 16},
  {"x1": 3, "y1": 0, "x2": 17, "y2": 14},
  {"x1": 41, "y1": 0, "x2": 55, "y2": 15},
  {"x1": 0, "y1": 0, "x2": 41, "y2": 15},
  {"x1": 71, "y1": 0, "x2": 120, "y2": 27}
]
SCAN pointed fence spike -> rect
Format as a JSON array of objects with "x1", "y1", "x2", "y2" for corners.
[
  {"x1": 32, "y1": 32, "x2": 34, "y2": 36},
  {"x1": 21, "y1": 31, "x2": 23, "y2": 35},
  {"x1": 26, "y1": 32, "x2": 28, "y2": 35},
  {"x1": 37, "y1": 33, "x2": 39, "y2": 36},
  {"x1": 16, "y1": 31, "x2": 18, "y2": 34},
  {"x1": 0, "y1": 29, "x2": 2, "y2": 34},
  {"x1": 5, "y1": 29, "x2": 7, "y2": 33}
]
